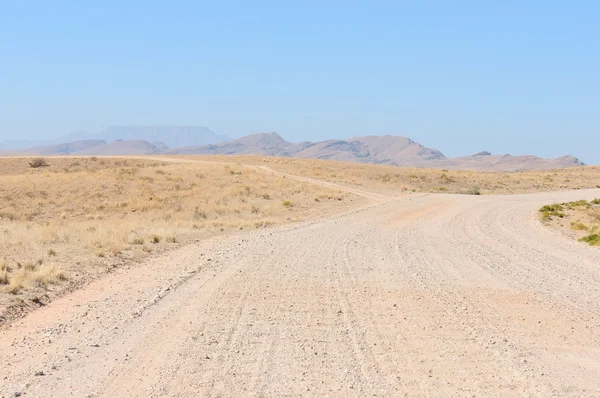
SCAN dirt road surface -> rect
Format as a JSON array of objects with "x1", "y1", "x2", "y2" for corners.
[{"x1": 2, "y1": 187, "x2": 600, "y2": 397}]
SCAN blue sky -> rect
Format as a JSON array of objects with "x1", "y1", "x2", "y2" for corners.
[{"x1": 1, "y1": 1, "x2": 598, "y2": 163}]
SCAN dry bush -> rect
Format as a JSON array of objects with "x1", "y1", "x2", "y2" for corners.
[{"x1": 28, "y1": 158, "x2": 49, "y2": 168}]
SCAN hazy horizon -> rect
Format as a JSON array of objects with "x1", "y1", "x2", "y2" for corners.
[{"x1": 1, "y1": 2, "x2": 598, "y2": 163}]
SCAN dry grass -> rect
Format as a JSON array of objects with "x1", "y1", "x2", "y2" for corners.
[
  {"x1": 539, "y1": 198, "x2": 600, "y2": 246},
  {"x1": 0, "y1": 157, "x2": 356, "y2": 311},
  {"x1": 0, "y1": 156, "x2": 153, "y2": 176},
  {"x1": 181, "y1": 155, "x2": 600, "y2": 195},
  {"x1": 5, "y1": 264, "x2": 67, "y2": 294}
]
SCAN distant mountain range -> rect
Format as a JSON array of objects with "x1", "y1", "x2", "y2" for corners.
[
  {"x1": 167, "y1": 133, "x2": 447, "y2": 166},
  {"x1": 0, "y1": 126, "x2": 230, "y2": 150},
  {"x1": 0, "y1": 129, "x2": 586, "y2": 171},
  {"x1": 164, "y1": 132, "x2": 584, "y2": 171}
]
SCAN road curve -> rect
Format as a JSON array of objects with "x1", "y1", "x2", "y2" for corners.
[{"x1": 1, "y1": 189, "x2": 600, "y2": 397}]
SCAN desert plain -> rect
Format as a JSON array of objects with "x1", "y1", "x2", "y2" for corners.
[{"x1": 1, "y1": 155, "x2": 600, "y2": 397}]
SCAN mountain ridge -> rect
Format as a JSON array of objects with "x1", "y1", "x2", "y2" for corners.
[{"x1": 0, "y1": 132, "x2": 586, "y2": 171}]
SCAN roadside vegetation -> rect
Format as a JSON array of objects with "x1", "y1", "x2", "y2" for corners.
[
  {"x1": 179, "y1": 155, "x2": 600, "y2": 196},
  {"x1": 539, "y1": 198, "x2": 600, "y2": 246},
  {"x1": 0, "y1": 157, "x2": 354, "y2": 320}
]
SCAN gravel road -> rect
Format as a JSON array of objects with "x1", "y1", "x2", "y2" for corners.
[{"x1": 2, "y1": 188, "x2": 600, "y2": 397}]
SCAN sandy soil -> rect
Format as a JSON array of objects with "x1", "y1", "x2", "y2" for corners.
[{"x1": 1, "y1": 181, "x2": 600, "y2": 396}]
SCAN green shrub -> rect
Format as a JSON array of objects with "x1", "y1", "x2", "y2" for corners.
[
  {"x1": 539, "y1": 204, "x2": 564, "y2": 213},
  {"x1": 539, "y1": 203, "x2": 566, "y2": 220},
  {"x1": 564, "y1": 200, "x2": 590, "y2": 209},
  {"x1": 578, "y1": 234, "x2": 600, "y2": 246}
]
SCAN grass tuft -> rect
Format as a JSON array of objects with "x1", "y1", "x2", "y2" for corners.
[
  {"x1": 2, "y1": 264, "x2": 66, "y2": 294},
  {"x1": 130, "y1": 237, "x2": 145, "y2": 245},
  {"x1": 571, "y1": 222, "x2": 588, "y2": 231},
  {"x1": 0, "y1": 270, "x2": 8, "y2": 285}
]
